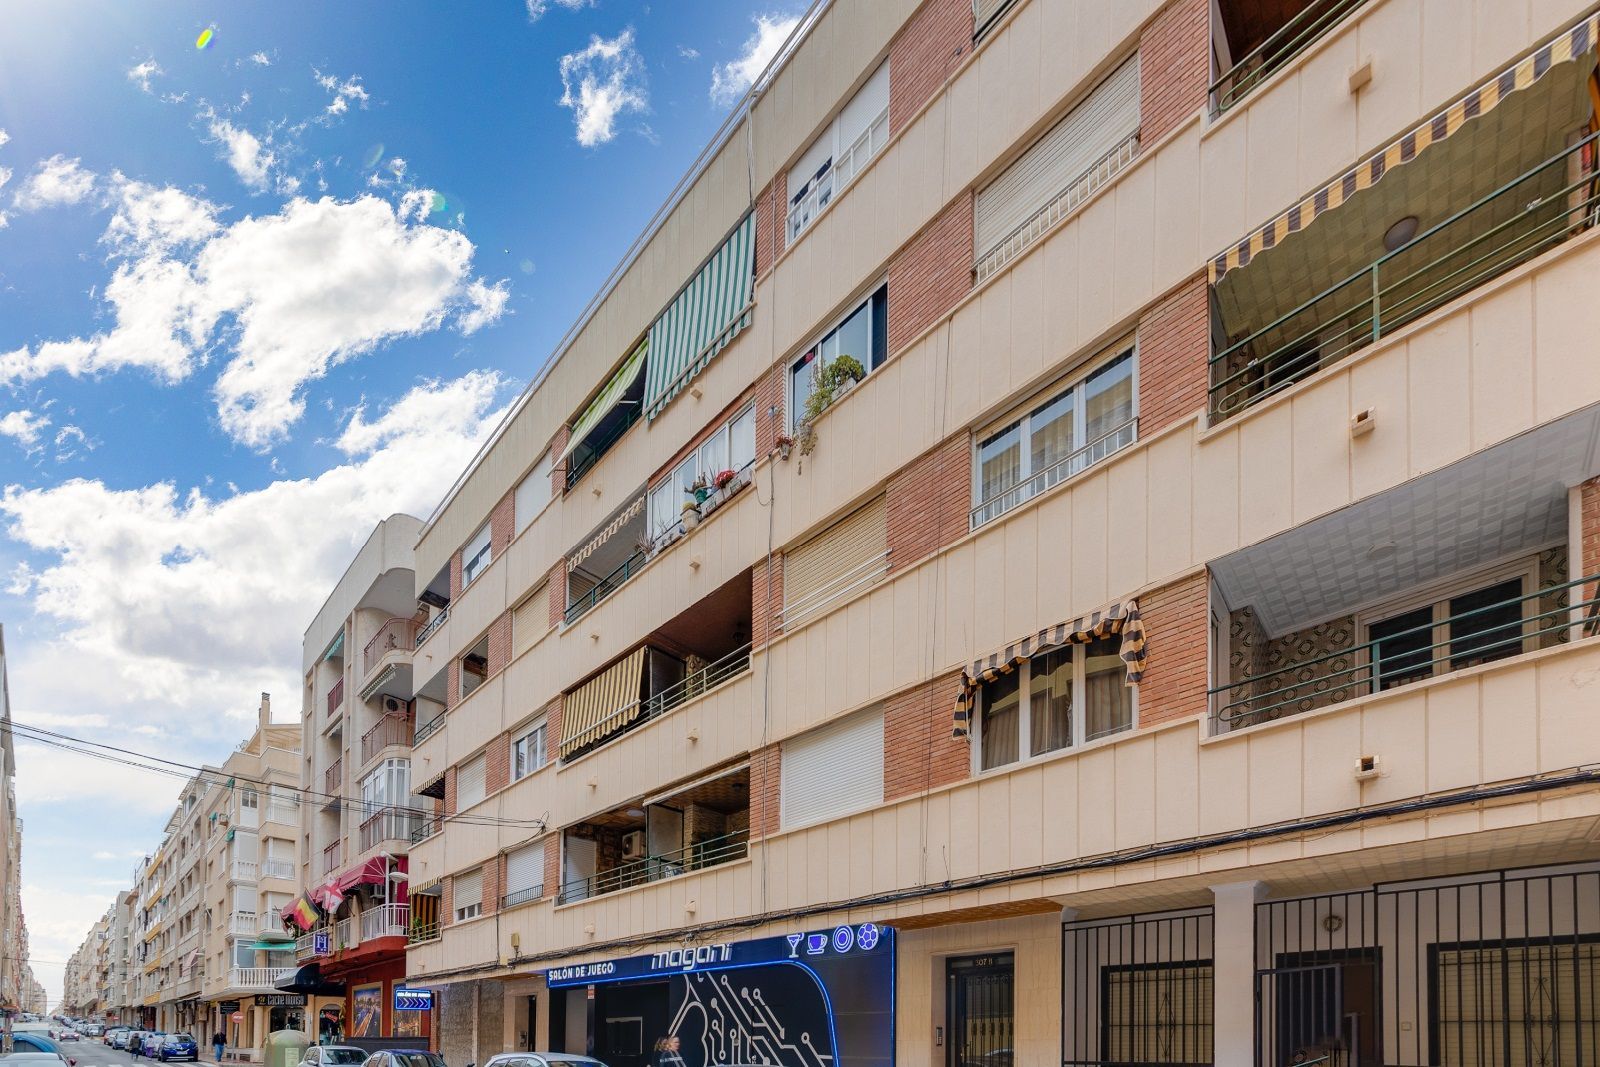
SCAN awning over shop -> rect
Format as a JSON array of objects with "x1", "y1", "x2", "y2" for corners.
[
  {"x1": 952, "y1": 598, "x2": 1146, "y2": 738},
  {"x1": 274, "y1": 963, "x2": 345, "y2": 997},
  {"x1": 566, "y1": 492, "x2": 646, "y2": 572},
  {"x1": 335, "y1": 854, "x2": 409, "y2": 898},
  {"x1": 1207, "y1": 10, "x2": 1600, "y2": 284},
  {"x1": 559, "y1": 646, "x2": 647, "y2": 758},
  {"x1": 644, "y1": 211, "x2": 756, "y2": 419},
  {"x1": 559, "y1": 339, "x2": 647, "y2": 464}
]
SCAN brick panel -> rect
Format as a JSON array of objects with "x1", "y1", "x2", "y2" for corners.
[
  {"x1": 481, "y1": 855, "x2": 503, "y2": 917},
  {"x1": 1136, "y1": 571, "x2": 1210, "y2": 729},
  {"x1": 1139, "y1": 0, "x2": 1209, "y2": 145},
  {"x1": 751, "y1": 556, "x2": 784, "y2": 650},
  {"x1": 440, "y1": 876, "x2": 453, "y2": 928},
  {"x1": 486, "y1": 611, "x2": 512, "y2": 675},
  {"x1": 754, "y1": 173, "x2": 786, "y2": 278},
  {"x1": 754, "y1": 365, "x2": 787, "y2": 458},
  {"x1": 443, "y1": 765, "x2": 458, "y2": 818},
  {"x1": 887, "y1": 191, "x2": 974, "y2": 355},
  {"x1": 1137, "y1": 275, "x2": 1209, "y2": 437},
  {"x1": 489, "y1": 489, "x2": 515, "y2": 556},
  {"x1": 542, "y1": 837, "x2": 560, "y2": 899},
  {"x1": 883, "y1": 671, "x2": 969, "y2": 801},
  {"x1": 889, "y1": 0, "x2": 973, "y2": 136},
  {"x1": 546, "y1": 561, "x2": 567, "y2": 630},
  {"x1": 445, "y1": 658, "x2": 460, "y2": 711},
  {"x1": 549, "y1": 426, "x2": 570, "y2": 497},
  {"x1": 485, "y1": 732, "x2": 511, "y2": 796},
  {"x1": 887, "y1": 433, "x2": 971, "y2": 571},
  {"x1": 1582, "y1": 478, "x2": 1600, "y2": 606},
  {"x1": 748, "y1": 744, "x2": 782, "y2": 838},
  {"x1": 449, "y1": 551, "x2": 463, "y2": 601}
]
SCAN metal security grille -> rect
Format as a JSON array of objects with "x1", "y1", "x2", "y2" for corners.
[
  {"x1": 1064, "y1": 908, "x2": 1215, "y2": 1065},
  {"x1": 1254, "y1": 865, "x2": 1600, "y2": 1066},
  {"x1": 948, "y1": 953, "x2": 1014, "y2": 1067}
]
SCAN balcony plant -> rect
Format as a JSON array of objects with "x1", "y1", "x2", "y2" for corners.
[{"x1": 798, "y1": 354, "x2": 866, "y2": 457}]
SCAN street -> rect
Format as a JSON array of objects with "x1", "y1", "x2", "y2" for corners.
[{"x1": 51, "y1": 1043, "x2": 211, "y2": 1067}]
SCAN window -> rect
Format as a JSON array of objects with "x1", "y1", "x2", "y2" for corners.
[
  {"x1": 788, "y1": 61, "x2": 890, "y2": 242},
  {"x1": 360, "y1": 759, "x2": 411, "y2": 812},
  {"x1": 462, "y1": 522, "x2": 492, "y2": 587},
  {"x1": 459, "y1": 633, "x2": 490, "y2": 700},
  {"x1": 781, "y1": 705, "x2": 884, "y2": 829},
  {"x1": 1363, "y1": 566, "x2": 1534, "y2": 692},
  {"x1": 512, "y1": 721, "x2": 547, "y2": 781},
  {"x1": 645, "y1": 404, "x2": 759, "y2": 543},
  {"x1": 781, "y1": 495, "x2": 888, "y2": 629},
  {"x1": 974, "y1": 638, "x2": 1133, "y2": 772},
  {"x1": 972, "y1": 345, "x2": 1137, "y2": 528},
  {"x1": 503, "y1": 842, "x2": 542, "y2": 907},
  {"x1": 511, "y1": 581, "x2": 550, "y2": 660},
  {"x1": 789, "y1": 285, "x2": 888, "y2": 429},
  {"x1": 452, "y1": 868, "x2": 482, "y2": 922},
  {"x1": 514, "y1": 451, "x2": 552, "y2": 536}
]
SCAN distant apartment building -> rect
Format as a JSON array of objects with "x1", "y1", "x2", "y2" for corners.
[
  {"x1": 0, "y1": 625, "x2": 39, "y2": 1020},
  {"x1": 363, "y1": 0, "x2": 1600, "y2": 1064}
]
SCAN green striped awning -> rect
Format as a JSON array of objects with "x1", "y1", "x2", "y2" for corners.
[
  {"x1": 559, "y1": 338, "x2": 647, "y2": 464},
  {"x1": 321, "y1": 629, "x2": 344, "y2": 662},
  {"x1": 644, "y1": 211, "x2": 756, "y2": 419}
]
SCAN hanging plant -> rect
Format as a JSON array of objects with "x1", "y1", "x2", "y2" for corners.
[{"x1": 798, "y1": 355, "x2": 866, "y2": 458}]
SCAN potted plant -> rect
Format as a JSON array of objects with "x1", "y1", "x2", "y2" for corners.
[
  {"x1": 772, "y1": 433, "x2": 795, "y2": 461},
  {"x1": 681, "y1": 499, "x2": 702, "y2": 530},
  {"x1": 713, "y1": 468, "x2": 737, "y2": 491},
  {"x1": 799, "y1": 355, "x2": 867, "y2": 456}
]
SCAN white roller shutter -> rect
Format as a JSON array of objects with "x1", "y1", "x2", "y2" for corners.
[
  {"x1": 975, "y1": 53, "x2": 1141, "y2": 259},
  {"x1": 512, "y1": 581, "x2": 548, "y2": 659},
  {"x1": 781, "y1": 705, "x2": 884, "y2": 829},
  {"x1": 974, "y1": 0, "x2": 1015, "y2": 38},
  {"x1": 456, "y1": 753, "x2": 486, "y2": 812},
  {"x1": 505, "y1": 843, "x2": 542, "y2": 898},
  {"x1": 514, "y1": 454, "x2": 551, "y2": 535},
  {"x1": 839, "y1": 61, "x2": 890, "y2": 151},
  {"x1": 782, "y1": 496, "x2": 887, "y2": 627},
  {"x1": 453, "y1": 868, "x2": 482, "y2": 909}
]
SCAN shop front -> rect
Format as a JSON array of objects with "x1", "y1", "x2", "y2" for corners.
[{"x1": 543, "y1": 922, "x2": 895, "y2": 1067}]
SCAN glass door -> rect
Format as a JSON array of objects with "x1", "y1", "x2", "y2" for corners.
[{"x1": 947, "y1": 952, "x2": 1015, "y2": 1067}]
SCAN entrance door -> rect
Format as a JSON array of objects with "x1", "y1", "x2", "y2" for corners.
[
  {"x1": 1259, "y1": 950, "x2": 1380, "y2": 1066},
  {"x1": 947, "y1": 953, "x2": 1015, "y2": 1067}
]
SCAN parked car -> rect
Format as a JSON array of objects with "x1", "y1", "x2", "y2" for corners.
[
  {"x1": 9, "y1": 1035, "x2": 75, "y2": 1067},
  {"x1": 480, "y1": 1055, "x2": 610, "y2": 1067},
  {"x1": 0, "y1": 1053, "x2": 72, "y2": 1065},
  {"x1": 298, "y1": 1046, "x2": 367, "y2": 1067},
  {"x1": 360, "y1": 1050, "x2": 448, "y2": 1067},
  {"x1": 103, "y1": 1028, "x2": 128, "y2": 1047},
  {"x1": 156, "y1": 1035, "x2": 197, "y2": 1063},
  {"x1": 140, "y1": 1033, "x2": 168, "y2": 1059},
  {"x1": 109, "y1": 1030, "x2": 134, "y2": 1051}
]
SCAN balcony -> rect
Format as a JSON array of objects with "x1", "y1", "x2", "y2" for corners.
[
  {"x1": 556, "y1": 765, "x2": 750, "y2": 905},
  {"x1": 407, "y1": 920, "x2": 439, "y2": 945},
  {"x1": 1209, "y1": 0, "x2": 1370, "y2": 115},
  {"x1": 228, "y1": 910, "x2": 256, "y2": 935},
  {"x1": 359, "y1": 806, "x2": 422, "y2": 853},
  {"x1": 409, "y1": 815, "x2": 439, "y2": 845},
  {"x1": 265, "y1": 800, "x2": 297, "y2": 825},
  {"x1": 415, "y1": 604, "x2": 448, "y2": 648},
  {"x1": 414, "y1": 711, "x2": 445, "y2": 746},
  {"x1": 364, "y1": 616, "x2": 420, "y2": 676},
  {"x1": 324, "y1": 757, "x2": 342, "y2": 797},
  {"x1": 322, "y1": 841, "x2": 342, "y2": 875},
  {"x1": 1209, "y1": 37, "x2": 1600, "y2": 421},
  {"x1": 360, "y1": 713, "x2": 414, "y2": 765},
  {"x1": 294, "y1": 927, "x2": 328, "y2": 961},
  {"x1": 564, "y1": 491, "x2": 648, "y2": 625},
  {"x1": 226, "y1": 966, "x2": 292, "y2": 991},
  {"x1": 565, "y1": 548, "x2": 646, "y2": 625},
  {"x1": 358, "y1": 902, "x2": 408, "y2": 941},
  {"x1": 327, "y1": 677, "x2": 345, "y2": 716},
  {"x1": 260, "y1": 859, "x2": 295, "y2": 881}
]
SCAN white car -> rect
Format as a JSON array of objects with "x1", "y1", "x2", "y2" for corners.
[
  {"x1": 298, "y1": 1047, "x2": 368, "y2": 1067},
  {"x1": 480, "y1": 1054, "x2": 610, "y2": 1067}
]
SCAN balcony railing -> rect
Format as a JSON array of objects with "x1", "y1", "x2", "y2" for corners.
[
  {"x1": 358, "y1": 902, "x2": 409, "y2": 941},
  {"x1": 228, "y1": 910, "x2": 256, "y2": 934},
  {"x1": 335, "y1": 916, "x2": 357, "y2": 950},
  {"x1": 1210, "y1": 132, "x2": 1600, "y2": 419},
  {"x1": 409, "y1": 815, "x2": 440, "y2": 844},
  {"x1": 557, "y1": 828, "x2": 749, "y2": 904},
  {"x1": 1210, "y1": 572, "x2": 1600, "y2": 731},
  {"x1": 230, "y1": 859, "x2": 258, "y2": 882},
  {"x1": 565, "y1": 548, "x2": 647, "y2": 625},
  {"x1": 407, "y1": 920, "x2": 440, "y2": 945},
  {"x1": 1209, "y1": 0, "x2": 1371, "y2": 115},
  {"x1": 414, "y1": 712, "x2": 445, "y2": 745},
  {"x1": 295, "y1": 929, "x2": 328, "y2": 960},
  {"x1": 322, "y1": 841, "x2": 342, "y2": 875},
  {"x1": 361, "y1": 714, "x2": 414, "y2": 764},
  {"x1": 364, "y1": 617, "x2": 421, "y2": 677},
  {"x1": 562, "y1": 644, "x2": 752, "y2": 762},
  {"x1": 227, "y1": 966, "x2": 292, "y2": 990},
  {"x1": 324, "y1": 758, "x2": 342, "y2": 796},
  {"x1": 327, "y1": 677, "x2": 345, "y2": 716},
  {"x1": 265, "y1": 801, "x2": 297, "y2": 825},
  {"x1": 261, "y1": 859, "x2": 295, "y2": 881},
  {"x1": 360, "y1": 806, "x2": 423, "y2": 852},
  {"x1": 501, "y1": 884, "x2": 544, "y2": 909},
  {"x1": 969, "y1": 416, "x2": 1138, "y2": 530},
  {"x1": 416, "y1": 606, "x2": 448, "y2": 648},
  {"x1": 565, "y1": 404, "x2": 642, "y2": 490}
]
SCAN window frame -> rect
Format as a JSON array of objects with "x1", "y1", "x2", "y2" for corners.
[
  {"x1": 970, "y1": 640, "x2": 1137, "y2": 775},
  {"x1": 1355, "y1": 557, "x2": 1541, "y2": 693},
  {"x1": 452, "y1": 867, "x2": 483, "y2": 922},
  {"x1": 511, "y1": 719, "x2": 548, "y2": 782},
  {"x1": 787, "y1": 282, "x2": 889, "y2": 432},
  {"x1": 645, "y1": 402, "x2": 759, "y2": 543},
  {"x1": 462, "y1": 523, "x2": 492, "y2": 588},
  {"x1": 787, "y1": 60, "x2": 890, "y2": 243},
  {"x1": 971, "y1": 341, "x2": 1139, "y2": 526}
]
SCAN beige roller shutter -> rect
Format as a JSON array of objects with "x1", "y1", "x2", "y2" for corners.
[
  {"x1": 456, "y1": 753, "x2": 486, "y2": 811},
  {"x1": 511, "y1": 580, "x2": 549, "y2": 659},
  {"x1": 973, "y1": 0, "x2": 1015, "y2": 39},
  {"x1": 452, "y1": 868, "x2": 482, "y2": 910},
  {"x1": 975, "y1": 53, "x2": 1141, "y2": 260},
  {"x1": 781, "y1": 495, "x2": 887, "y2": 628},
  {"x1": 503, "y1": 843, "x2": 542, "y2": 904},
  {"x1": 1436, "y1": 943, "x2": 1591, "y2": 1065},
  {"x1": 780, "y1": 704, "x2": 884, "y2": 829}
]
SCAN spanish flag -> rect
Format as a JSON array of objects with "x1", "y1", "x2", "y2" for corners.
[{"x1": 287, "y1": 895, "x2": 321, "y2": 931}]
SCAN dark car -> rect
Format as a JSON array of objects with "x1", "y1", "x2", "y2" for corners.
[
  {"x1": 138, "y1": 1033, "x2": 167, "y2": 1058},
  {"x1": 157, "y1": 1035, "x2": 198, "y2": 1063}
]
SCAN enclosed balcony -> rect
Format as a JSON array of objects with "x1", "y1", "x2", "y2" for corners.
[
  {"x1": 1208, "y1": 408, "x2": 1600, "y2": 732},
  {"x1": 1209, "y1": 0, "x2": 1371, "y2": 115},
  {"x1": 557, "y1": 764, "x2": 750, "y2": 905},
  {"x1": 1208, "y1": 18, "x2": 1600, "y2": 420},
  {"x1": 562, "y1": 339, "x2": 646, "y2": 491}
]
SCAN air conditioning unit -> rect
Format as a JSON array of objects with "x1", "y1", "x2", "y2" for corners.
[
  {"x1": 383, "y1": 696, "x2": 403, "y2": 714},
  {"x1": 621, "y1": 831, "x2": 646, "y2": 860}
]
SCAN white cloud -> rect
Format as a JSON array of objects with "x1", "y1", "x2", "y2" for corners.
[
  {"x1": 335, "y1": 370, "x2": 502, "y2": 455},
  {"x1": 0, "y1": 129, "x2": 9, "y2": 147},
  {"x1": 710, "y1": 13, "x2": 800, "y2": 104},
  {"x1": 678, "y1": 45, "x2": 701, "y2": 60},
  {"x1": 206, "y1": 115, "x2": 275, "y2": 191},
  {"x1": 0, "y1": 187, "x2": 506, "y2": 446},
  {"x1": 0, "y1": 409, "x2": 50, "y2": 448},
  {"x1": 525, "y1": 0, "x2": 594, "y2": 20},
  {"x1": 249, "y1": 51, "x2": 271, "y2": 67},
  {"x1": 559, "y1": 29, "x2": 648, "y2": 147},
  {"x1": 127, "y1": 59, "x2": 163, "y2": 94},
  {"x1": 316, "y1": 70, "x2": 369, "y2": 118},
  {"x1": 0, "y1": 167, "x2": 10, "y2": 229},
  {"x1": 12, "y1": 155, "x2": 96, "y2": 210}
]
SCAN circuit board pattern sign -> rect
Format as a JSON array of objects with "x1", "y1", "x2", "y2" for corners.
[{"x1": 546, "y1": 923, "x2": 894, "y2": 1067}]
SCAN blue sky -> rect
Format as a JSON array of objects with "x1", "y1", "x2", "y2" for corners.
[{"x1": 0, "y1": 0, "x2": 800, "y2": 1004}]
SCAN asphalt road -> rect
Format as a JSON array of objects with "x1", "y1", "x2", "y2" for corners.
[{"x1": 48, "y1": 1042, "x2": 210, "y2": 1067}]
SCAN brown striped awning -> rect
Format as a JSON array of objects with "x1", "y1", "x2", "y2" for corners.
[
  {"x1": 1207, "y1": 9, "x2": 1600, "y2": 284},
  {"x1": 567, "y1": 491, "x2": 646, "y2": 572},
  {"x1": 559, "y1": 646, "x2": 647, "y2": 757},
  {"x1": 952, "y1": 598, "x2": 1146, "y2": 738}
]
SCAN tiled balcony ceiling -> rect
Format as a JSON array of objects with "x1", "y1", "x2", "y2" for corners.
[
  {"x1": 1213, "y1": 59, "x2": 1595, "y2": 339},
  {"x1": 1210, "y1": 403, "x2": 1600, "y2": 636}
]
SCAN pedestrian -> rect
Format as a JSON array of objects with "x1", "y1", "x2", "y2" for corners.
[
  {"x1": 211, "y1": 1030, "x2": 225, "y2": 1063},
  {"x1": 651, "y1": 1035, "x2": 685, "y2": 1067}
]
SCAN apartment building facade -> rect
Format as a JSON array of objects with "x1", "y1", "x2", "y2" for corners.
[
  {"x1": 283, "y1": 515, "x2": 430, "y2": 1052},
  {"x1": 382, "y1": 0, "x2": 1600, "y2": 1064},
  {"x1": 0, "y1": 625, "x2": 39, "y2": 1022}
]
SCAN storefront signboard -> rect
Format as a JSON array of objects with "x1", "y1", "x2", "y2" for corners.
[
  {"x1": 256, "y1": 995, "x2": 306, "y2": 1007},
  {"x1": 392, "y1": 988, "x2": 433, "y2": 1012}
]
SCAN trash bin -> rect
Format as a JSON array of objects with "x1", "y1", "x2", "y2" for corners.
[{"x1": 262, "y1": 1028, "x2": 311, "y2": 1067}]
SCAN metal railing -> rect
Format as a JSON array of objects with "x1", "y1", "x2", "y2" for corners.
[
  {"x1": 363, "y1": 617, "x2": 421, "y2": 677},
  {"x1": 409, "y1": 815, "x2": 440, "y2": 844},
  {"x1": 322, "y1": 841, "x2": 342, "y2": 875},
  {"x1": 560, "y1": 644, "x2": 752, "y2": 762},
  {"x1": 294, "y1": 930, "x2": 327, "y2": 960},
  {"x1": 565, "y1": 548, "x2": 647, "y2": 625},
  {"x1": 414, "y1": 712, "x2": 445, "y2": 746},
  {"x1": 969, "y1": 416, "x2": 1138, "y2": 530},
  {"x1": 557, "y1": 829, "x2": 749, "y2": 904},
  {"x1": 416, "y1": 606, "x2": 448, "y2": 648},
  {"x1": 327, "y1": 677, "x2": 344, "y2": 716},
  {"x1": 565, "y1": 403, "x2": 643, "y2": 490},
  {"x1": 335, "y1": 916, "x2": 357, "y2": 950},
  {"x1": 776, "y1": 550, "x2": 891, "y2": 631},
  {"x1": 361, "y1": 714, "x2": 414, "y2": 763},
  {"x1": 501, "y1": 884, "x2": 544, "y2": 909},
  {"x1": 407, "y1": 920, "x2": 440, "y2": 945},
  {"x1": 1210, "y1": 132, "x2": 1600, "y2": 419},
  {"x1": 1209, "y1": 0, "x2": 1371, "y2": 115},
  {"x1": 1210, "y1": 572, "x2": 1600, "y2": 731},
  {"x1": 324, "y1": 758, "x2": 342, "y2": 796},
  {"x1": 358, "y1": 902, "x2": 409, "y2": 941},
  {"x1": 360, "y1": 806, "x2": 423, "y2": 852}
]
